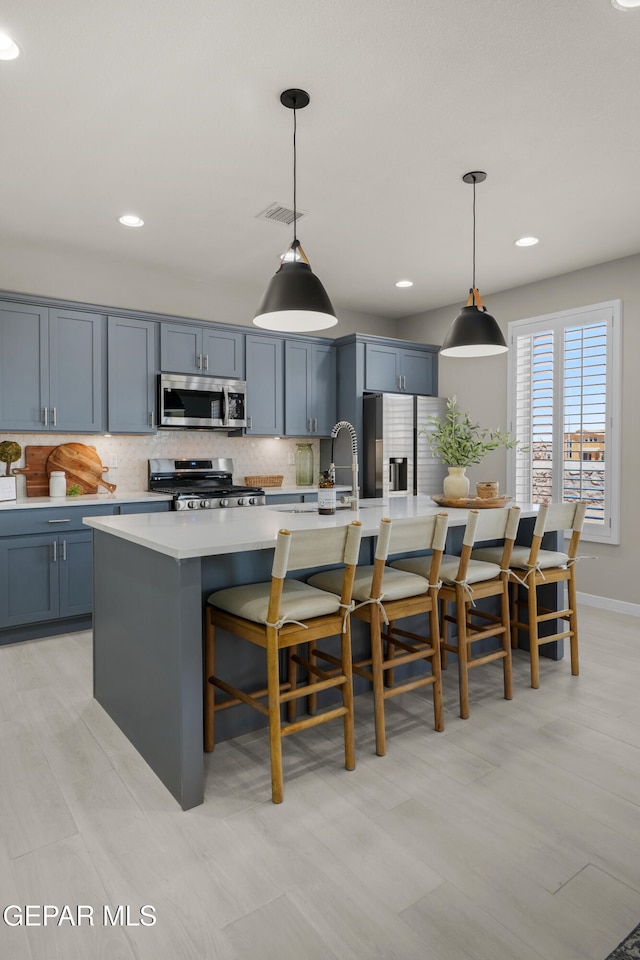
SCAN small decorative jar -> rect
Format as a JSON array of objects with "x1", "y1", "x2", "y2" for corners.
[
  {"x1": 476, "y1": 481, "x2": 499, "y2": 499},
  {"x1": 295, "y1": 443, "x2": 314, "y2": 486},
  {"x1": 49, "y1": 471, "x2": 67, "y2": 498},
  {"x1": 318, "y1": 470, "x2": 336, "y2": 515}
]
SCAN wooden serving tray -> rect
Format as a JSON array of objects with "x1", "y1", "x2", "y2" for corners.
[{"x1": 430, "y1": 494, "x2": 514, "y2": 509}]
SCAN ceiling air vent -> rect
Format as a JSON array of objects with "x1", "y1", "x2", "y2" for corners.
[{"x1": 256, "y1": 202, "x2": 308, "y2": 226}]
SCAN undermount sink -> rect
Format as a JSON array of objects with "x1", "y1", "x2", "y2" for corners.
[{"x1": 273, "y1": 503, "x2": 375, "y2": 513}]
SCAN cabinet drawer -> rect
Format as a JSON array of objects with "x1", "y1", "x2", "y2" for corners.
[
  {"x1": 118, "y1": 501, "x2": 170, "y2": 515},
  {"x1": 1, "y1": 504, "x2": 117, "y2": 537}
]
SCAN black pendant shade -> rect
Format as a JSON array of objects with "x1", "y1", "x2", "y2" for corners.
[
  {"x1": 441, "y1": 171, "x2": 508, "y2": 358},
  {"x1": 254, "y1": 259, "x2": 337, "y2": 332},
  {"x1": 440, "y1": 295, "x2": 507, "y2": 358},
  {"x1": 254, "y1": 88, "x2": 337, "y2": 333}
]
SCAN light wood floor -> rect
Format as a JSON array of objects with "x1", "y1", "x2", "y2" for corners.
[{"x1": 1, "y1": 605, "x2": 639, "y2": 959}]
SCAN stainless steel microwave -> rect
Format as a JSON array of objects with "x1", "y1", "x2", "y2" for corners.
[{"x1": 158, "y1": 373, "x2": 247, "y2": 430}]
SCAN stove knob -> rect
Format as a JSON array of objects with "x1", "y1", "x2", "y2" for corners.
[
  {"x1": 219, "y1": 499, "x2": 229, "y2": 507},
  {"x1": 187, "y1": 500, "x2": 199, "y2": 509},
  {"x1": 199, "y1": 500, "x2": 210, "y2": 509},
  {"x1": 237, "y1": 497, "x2": 247, "y2": 506},
  {"x1": 248, "y1": 497, "x2": 257, "y2": 505}
]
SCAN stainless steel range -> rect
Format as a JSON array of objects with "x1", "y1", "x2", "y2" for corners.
[{"x1": 148, "y1": 458, "x2": 266, "y2": 510}]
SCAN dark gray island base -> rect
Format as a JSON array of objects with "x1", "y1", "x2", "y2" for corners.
[{"x1": 90, "y1": 503, "x2": 558, "y2": 810}]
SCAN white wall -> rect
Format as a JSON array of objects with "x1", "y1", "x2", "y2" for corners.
[{"x1": 400, "y1": 252, "x2": 640, "y2": 608}]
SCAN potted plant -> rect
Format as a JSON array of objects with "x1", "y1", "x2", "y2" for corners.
[
  {"x1": 0, "y1": 440, "x2": 22, "y2": 501},
  {"x1": 421, "y1": 396, "x2": 520, "y2": 499}
]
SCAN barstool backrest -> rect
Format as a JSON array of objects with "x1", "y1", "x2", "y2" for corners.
[
  {"x1": 371, "y1": 513, "x2": 449, "y2": 599},
  {"x1": 273, "y1": 522, "x2": 363, "y2": 578},
  {"x1": 457, "y1": 505, "x2": 521, "y2": 581},
  {"x1": 528, "y1": 501, "x2": 587, "y2": 565},
  {"x1": 532, "y1": 502, "x2": 587, "y2": 538}
]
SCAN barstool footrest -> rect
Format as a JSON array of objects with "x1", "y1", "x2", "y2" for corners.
[{"x1": 282, "y1": 705, "x2": 347, "y2": 737}]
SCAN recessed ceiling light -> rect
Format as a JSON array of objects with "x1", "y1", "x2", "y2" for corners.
[
  {"x1": 611, "y1": 0, "x2": 640, "y2": 10},
  {"x1": 395, "y1": 279, "x2": 414, "y2": 288},
  {"x1": 119, "y1": 214, "x2": 144, "y2": 227},
  {"x1": 515, "y1": 236, "x2": 539, "y2": 247},
  {"x1": 0, "y1": 32, "x2": 20, "y2": 60}
]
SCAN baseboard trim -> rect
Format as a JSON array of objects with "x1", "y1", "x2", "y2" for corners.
[{"x1": 577, "y1": 591, "x2": 640, "y2": 618}]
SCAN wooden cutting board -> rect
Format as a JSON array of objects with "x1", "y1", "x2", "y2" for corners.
[
  {"x1": 12, "y1": 446, "x2": 57, "y2": 497},
  {"x1": 46, "y1": 443, "x2": 117, "y2": 494}
]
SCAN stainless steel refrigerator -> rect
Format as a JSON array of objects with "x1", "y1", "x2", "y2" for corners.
[{"x1": 362, "y1": 393, "x2": 447, "y2": 499}]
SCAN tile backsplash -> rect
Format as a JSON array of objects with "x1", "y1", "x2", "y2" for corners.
[{"x1": 3, "y1": 433, "x2": 321, "y2": 496}]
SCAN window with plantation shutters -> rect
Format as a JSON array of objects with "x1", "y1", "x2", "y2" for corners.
[{"x1": 507, "y1": 300, "x2": 621, "y2": 544}]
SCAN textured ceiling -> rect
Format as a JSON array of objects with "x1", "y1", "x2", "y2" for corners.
[{"x1": 1, "y1": 0, "x2": 639, "y2": 320}]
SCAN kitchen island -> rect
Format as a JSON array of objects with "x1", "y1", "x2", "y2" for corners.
[{"x1": 85, "y1": 498, "x2": 543, "y2": 810}]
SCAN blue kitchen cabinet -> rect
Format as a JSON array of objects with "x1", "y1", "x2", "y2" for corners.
[
  {"x1": 107, "y1": 316, "x2": 158, "y2": 433},
  {"x1": 0, "y1": 500, "x2": 169, "y2": 641},
  {"x1": 202, "y1": 326, "x2": 245, "y2": 378},
  {"x1": 0, "y1": 535, "x2": 59, "y2": 627},
  {"x1": 364, "y1": 341, "x2": 436, "y2": 395},
  {"x1": 0, "y1": 300, "x2": 105, "y2": 433},
  {"x1": 245, "y1": 334, "x2": 284, "y2": 435},
  {"x1": 284, "y1": 339, "x2": 336, "y2": 437},
  {"x1": 161, "y1": 322, "x2": 245, "y2": 378},
  {"x1": 58, "y1": 531, "x2": 94, "y2": 618}
]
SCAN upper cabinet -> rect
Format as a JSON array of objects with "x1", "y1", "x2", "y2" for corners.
[
  {"x1": 364, "y1": 341, "x2": 437, "y2": 395},
  {"x1": 284, "y1": 339, "x2": 336, "y2": 437},
  {"x1": 107, "y1": 316, "x2": 158, "y2": 433},
  {"x1": 245, "y1": 334, "x2": 283, "y2": 436},
  {"x1": 0, "y1": 301, "x2": 105, "y2": 433},
  {"x1": 160, "y1": 322, "x2": 245, "y2": 378}
]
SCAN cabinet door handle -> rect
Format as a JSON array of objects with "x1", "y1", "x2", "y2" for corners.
[
  {"x1": 47, "y1": 518, "x2": 71, "y2": 523},
  {"x1": 52, "y1": 541, "x2": 57, "y2": 562},
  {"x1": 43, "y1": 407, "x2": 48, "y2": 426},
  {"x1": 204, "y1": 354, "x2": 209, "y2": 371},
  {"x1": 247, "y1": 415, "x2": 253, "y2": 429},
  {"x1": 61, "y1": 540, "x2": 67, "y2": 561},
  {"x1": 149, "y1": 411, "x2": 154, "y2": 427},
  {"x1": 52, "y1": 407, "x2": 57, "y2": 426},
  {"x1": 196, "y1": 353, "x2": 202, "y2": 370},
  {"x1": 402, "y1": 375, "x2": 406, "y2": 391}
]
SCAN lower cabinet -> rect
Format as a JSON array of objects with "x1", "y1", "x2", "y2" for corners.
[
  {"x1": 0, "y1": 500, "x2": 170, "y2": 638},
  {"x1": 0, "y1": 531, "x2": 93, "y2": 627}
]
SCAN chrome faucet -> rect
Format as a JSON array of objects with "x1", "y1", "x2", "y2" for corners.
[{"x1": 330, "y1": 420, "x2": 359, "y2": 511}]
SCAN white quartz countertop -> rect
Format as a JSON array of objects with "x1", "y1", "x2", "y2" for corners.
[
  {"x1": 0, "y1": 491, "x2": 172, "y2": 511},
  {"x1": 83, "y1": 496, "x2": 539, "y2": 561}
]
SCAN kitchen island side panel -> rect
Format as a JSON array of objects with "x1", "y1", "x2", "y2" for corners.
[{"x1": 92, "y1": 530, "x2": 204, "y2": 809}]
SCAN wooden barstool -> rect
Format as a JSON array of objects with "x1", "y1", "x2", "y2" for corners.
[
  {"x1": 391, "y1": 507, "x2": 521, "y2": 719},
  {"x1": 472, "y1": 502, "x2": 587, "y2": 688},
  {"x1": 204, "y1": 521, "x2": 362, "y2": 804},
  {"x1": 307, "y1": 513, "x2": 449, "y2": 756}
]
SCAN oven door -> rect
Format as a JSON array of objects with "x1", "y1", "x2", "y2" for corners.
[{"x1": 159, "y1": 374, "x2": 246, "y2": 429}]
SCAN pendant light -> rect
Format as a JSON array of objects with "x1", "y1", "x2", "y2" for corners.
[
  {"x1": 440, "y1": 171, "x2": 507, "y2": 358},
  {"x1": 254, "y1": 89, "x2": 337, "y2": 332}
]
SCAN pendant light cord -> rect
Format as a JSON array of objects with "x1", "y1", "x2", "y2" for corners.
[
  {"x1": 472, "y1": 175, "x2": 477, "y2": 292},
  {"x1": 292, "y1": 102, "x2": 298, "y2": 249}
]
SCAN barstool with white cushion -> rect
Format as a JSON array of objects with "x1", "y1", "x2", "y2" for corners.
[
  {"x1": 307, "y1": 513, "x2": 449, "y2": 756},
  {"x1": 204, "y1": 521, "x2": 362, "y2": 804},
  {"x1": 390, "y1": 506, "x2": 521, "y2": 720},
  {"x1": 471, "y1": 502, "x2": 587, "y2": 688}
]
